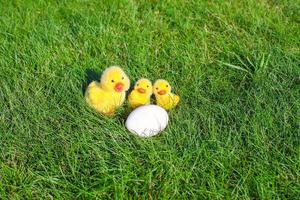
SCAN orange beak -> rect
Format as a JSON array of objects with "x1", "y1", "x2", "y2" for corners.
[
  {"x1": 137, "y1": 88, "x2": 146, "y2": 93},
  {"x1": 158, "y1": 90, "x2": 166, "y2": 95},
  {"x1": 114, "y1": 82, "x2": 124, "y2": 92}
]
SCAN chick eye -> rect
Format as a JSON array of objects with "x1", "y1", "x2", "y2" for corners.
[
  {"x1": 166, "y1": 85, "x2": 169, "y2": 87},
  {"x1": 111, "y1": 80, "x2": 114, "y2": 83},
  {"x1": 156, "y1": 87, "x2": 158, "y2": 90},
  {"x1": 137, "y1": 84, "x2": 139, "y2": 86},
  {"x1": 147, "y1": 85, "x2": 149, "y2": 88},
  {"x1": 122, "y1": 77, "x2": 124, "y2": 80}
]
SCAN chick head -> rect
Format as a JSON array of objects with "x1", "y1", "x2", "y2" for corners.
[
  {"x1": 100, "y1": 66, "x2": 130, "y2": 92},
  {"x1": 153, "y1": 79, "x2": 172, "y2": 96},
  {"x1": 134, "y1": 78, "x2": 153, "y2": 96}
]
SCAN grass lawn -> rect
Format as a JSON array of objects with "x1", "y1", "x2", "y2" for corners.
[{"x1": 0, "y1": 0, "x2": 299, "y2": 199}]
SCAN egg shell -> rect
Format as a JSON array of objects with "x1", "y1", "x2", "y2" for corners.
[{"x1": 125, "y1": 105, "x2": 169, "y2": 137}]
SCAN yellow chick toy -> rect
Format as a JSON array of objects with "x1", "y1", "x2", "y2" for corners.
[
  {"x1": 153, "y1": 79, "x2": 180, "y2": 110},
  {"x1": 128, "y1": 78, "x2": 153, "y2": 109},
  {"x1": 85, "y1": 66, "x2": 130, "y2": 116}
]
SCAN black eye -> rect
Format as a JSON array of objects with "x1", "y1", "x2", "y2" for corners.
[
  {"x1": 156, "y1": 87, "x2": 158, "y2": 90},
  {"x1": 137, "y1": 84, "x2": 139, "y2": 86},
  {"x1": 122, "y1": 77, "x2": 124, "y2": 80},
  {"x1": 111, "y1": 80, "x2": 114, "y2": 83},
  {"x1": 166, "y1": 85, "x2": 168, "y2": 87},
  {"x1": 147, "y1": 85, "x2": 149, "y2": 88}
]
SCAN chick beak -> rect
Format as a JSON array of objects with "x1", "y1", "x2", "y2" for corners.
[
  {"x1": 158, "y1": 90, "x2": 166, "y2": 95},
  {"x1": 114, "y1": 82, "x2": 124, "y2": 92},
  {"x1": 137, "y1": 88, "x2": 146, "y2": 93}
]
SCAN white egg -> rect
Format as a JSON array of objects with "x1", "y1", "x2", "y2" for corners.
[{"x1": 125, "y1": 105, "x2": 169, "y2": 137}]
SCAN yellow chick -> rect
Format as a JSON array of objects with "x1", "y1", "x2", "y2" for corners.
[
  {"x1": 85, "y1": 66, "x2": 130, "y2": 116},
  {"x1": 128, "y1": 78, "x2": 153, "y2": 109},
  {"x1": 153, "y1": 79, "x2": 180, "y2": 110}
]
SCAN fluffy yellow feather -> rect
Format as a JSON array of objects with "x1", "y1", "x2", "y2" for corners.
[
  {"x1": 153, "y1": 79, "x2": 180, "y2": 110},
  {"x1": 128, "y1": 78, "x2": 153, "y2": 109},
  {"x1": 85, "y1": 66, "x2": 130, "y2": 116}
]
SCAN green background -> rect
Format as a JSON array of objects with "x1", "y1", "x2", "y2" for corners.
[{"x1": 0, "y1": 0, "x2": 299, "y2": 199}]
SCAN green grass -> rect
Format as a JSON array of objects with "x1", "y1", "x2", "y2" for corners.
[{"x1": 0, "y1": 0, "x2": 299, "y2": 199}]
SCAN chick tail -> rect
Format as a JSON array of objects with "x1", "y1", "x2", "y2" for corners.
[
  {"x1": 87, "y1": 81, "x2": 97, "y2": 88},
  {"x1": 85, "y1": 81, "x2": 98, "y2": 106}
]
